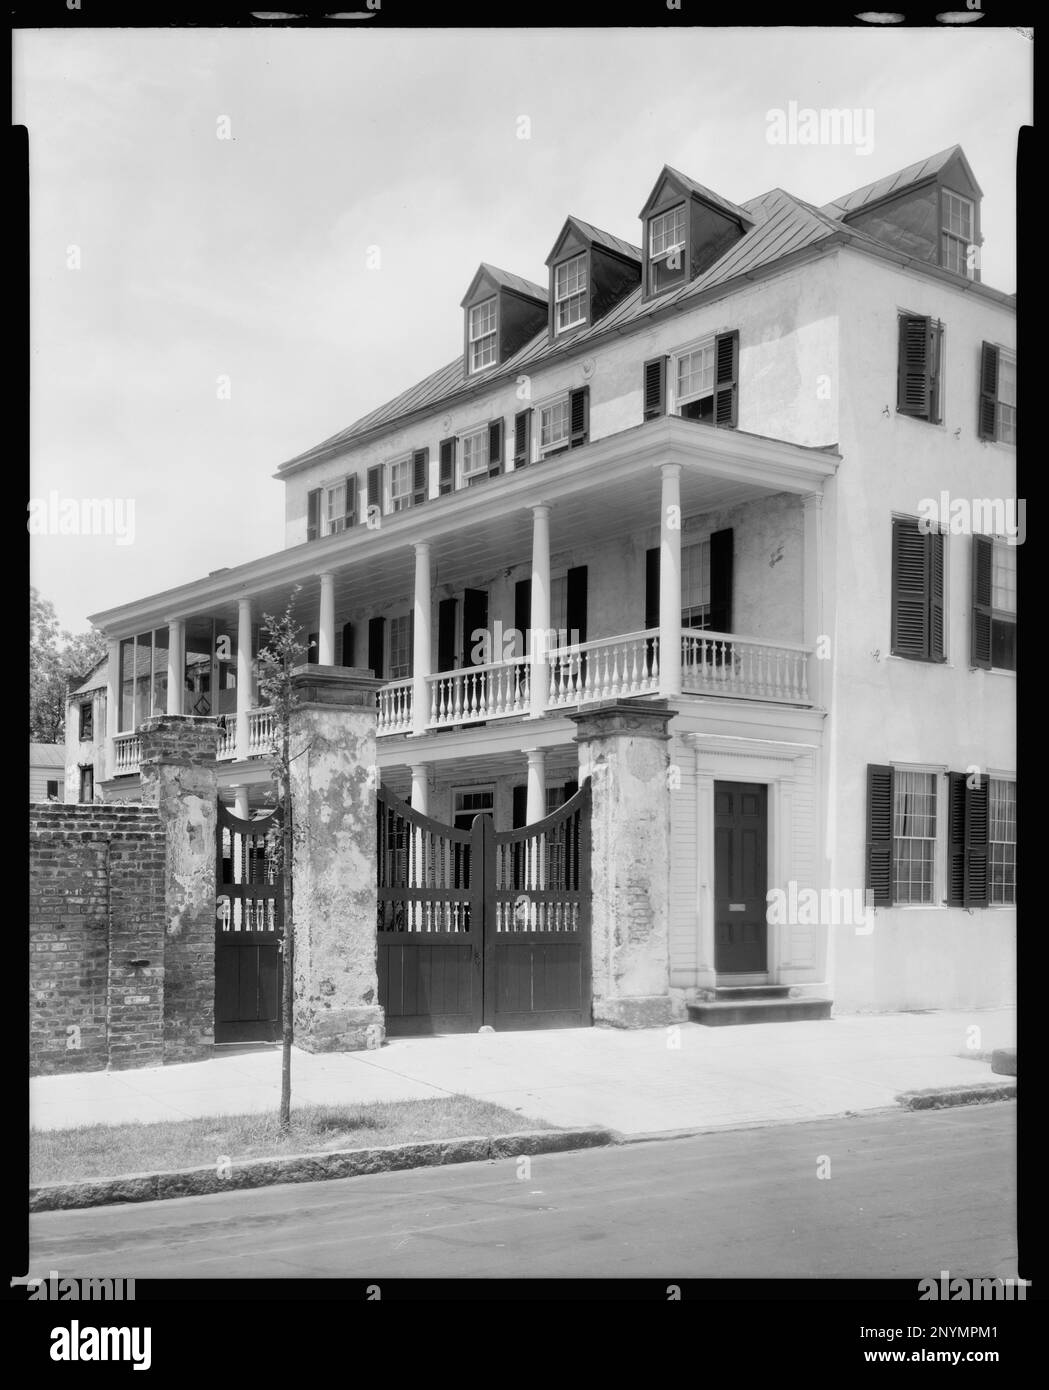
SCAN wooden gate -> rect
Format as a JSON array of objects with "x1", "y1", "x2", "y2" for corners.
[
  {"x1": 377, "y1": 781, "x2": 591, "y2": 1035},
  {"x1": 215, "y1": 802, "x2": 283, "y2": 1044}
]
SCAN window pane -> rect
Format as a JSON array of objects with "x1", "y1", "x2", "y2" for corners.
[
  {"x1": 893, "y1": 770, "x2": 936, "y2": 904},
  {"x1": 540, "y1": 399, "x2": 570, "y2": 448},
  {"x1": 992, "y1": 543, "x2": 1017, "y2": 614},
  {"x1": 677, "y1": 345, "x2": 714, "y2": 400},
  {"x1": 119, "y1": 637, "x2": 135, "y2": 731},
  {"x1": 989, "y1": 779, "x2": 1016, "y2": 905},
  {"x1": 463, "y1": 431, "x2": 489, "y2": 474},
  {"x1": 681, "y1": 541, "x2": 711, "y2": 621}
]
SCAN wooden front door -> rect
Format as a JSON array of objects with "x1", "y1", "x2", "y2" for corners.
[{"x1": 714, "y1": 781, "x2": 768, "y2": 974}]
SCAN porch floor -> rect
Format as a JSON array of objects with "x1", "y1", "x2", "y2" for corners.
[{"x1": 31, "y1": 1008, "x2": 1015, "y2": 1139}]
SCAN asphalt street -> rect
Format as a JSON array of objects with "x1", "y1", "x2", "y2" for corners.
[{"x1": 29, "y1": 1103, "x2": 1017, "y2": 1281}]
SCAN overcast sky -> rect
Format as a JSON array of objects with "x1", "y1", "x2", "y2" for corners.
[{"x1": 16, "y1": 26, "x2": 1030, "y2": 633}]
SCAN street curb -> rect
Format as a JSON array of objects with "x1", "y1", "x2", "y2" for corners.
[
  {"x1": 29, "y1": 1127, "x2": 617, "y2": 1212},
  {"x1": 895, "y1": 1082, "x2": 1016, "y2": 1111}
]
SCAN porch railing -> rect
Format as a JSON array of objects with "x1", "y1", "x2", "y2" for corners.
[
  {"x1": 428, "y1": 657, "x2": 530, "y2": 727},
  {"x1": 682, "y1": 630, "x2": 811, "y2": 703},
  {"x1": 247, "y1": 707, "x2": 276, "y2": 755},
  {"x1": 112, "y1": 732, "x2": 141, "y2": 776},
  {"x1": 547, "y1": 630, "x2": 660, "y2": 707},
  {"x1": 377, "y1": 679, "x2": 413, "y2": 735}
]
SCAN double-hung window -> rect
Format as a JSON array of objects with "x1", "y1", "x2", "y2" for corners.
[
  {"x1": 326, "y1": 481, "x2": 347, "y2": 534},
  {"x1": 468, "y1": 297, "x2": 497, "y2": 373},
  {"x1": 538, "y1": 398, "x2": 571, "y2": 456},
  {"x1": 989, "y1": 778, "x2": 1016, "y2": 906},
  {"x1": 388, "y1": 457, "x2": 413, "y2": 513},
  {"x1": 388, "y1": 614, "x2": 413, "y2": 681},
  {"x1": 675, "y1": 341, "x2": 716, "y2": 423},
  {"x1": 460, "y1": 427, "x2": 490, "y2": 484},
  {"x1": 554, "y1": 253, "x2": 587, "y2": 333},
  {"x1": 979, "y1": 344, "x2": 1016, "y2": 445},
  {"x1": 971, "y1": 535, "x2": 1016, "y2": 671},
  {"x1": 942, "y1": 189, "x2": 975, "y2": 277},
  {"x1": 648, "y1": 204, "x2": 687, "y2": 294},
  {"x1": 681, "y1": 541, "x2": 711, "y2": 628},
  {"x1": 893, "y1": 769, "x2": 937, "y2": 905}
]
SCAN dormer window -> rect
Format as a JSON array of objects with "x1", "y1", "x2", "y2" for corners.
[
  {"x1": 468, "y1": 297, "x2": 498, "y2": 372},
  {"x1": 554, "y1": 253, "x2": 588, "y2": 333},
  {"x1": 941, "y1": 189, "x2": 975, "y2": 277},
  {"x1": 648, "y1": 204, "x2": 687, "y2": 294}
]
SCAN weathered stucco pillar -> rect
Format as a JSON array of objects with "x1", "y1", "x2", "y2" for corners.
[
  {"x1": 288, "y1": 665, "x2": 384, "y2": 1052},
  {"x1": 138, "y1": 714, "x2": 221, "y2": 1063},
  {"x1": 570, "y1": 699, "x2": 676, "y2": 1028}
]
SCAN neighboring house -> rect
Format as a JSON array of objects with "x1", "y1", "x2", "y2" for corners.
[
  {"x1": 30, "y1": 743, "x2": 66, "y2": 802},
  {"x1": 64, "y1": 657, "x2": 108, "y2": 803},
  {"x1": 72, "y1": 144, "x2": 1016, "y2": 1022}
]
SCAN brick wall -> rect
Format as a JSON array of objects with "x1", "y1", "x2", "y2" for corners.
[{"x1": 30, "y1": 804, "x2": 166, "y2": 1076}]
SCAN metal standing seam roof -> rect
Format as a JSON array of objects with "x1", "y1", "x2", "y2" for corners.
[
  {"x1": 473, "y1": 263, "x2": 548, "y2": 303},
  {"x1": 561, "y1": 215, "x2": 642, "y2": 263},
  {"x1": 30, "y1": 743, "x2": 67, "y2": 767},
  {"x1": 820, "y1": 144, "x2": 973, "y2": 218},
  {"x1": 278, "y1": 155, "x2": 980, "y2": 473}
]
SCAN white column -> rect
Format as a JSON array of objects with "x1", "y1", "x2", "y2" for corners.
[
  {"x1": 412, "y1": 543, "x2": 432, "y2": 736},
  {"x1": 234, "y1": 784, "x2": 250, "y2": 821},
  {"x1": 236, "y1": 597, "x2": 252, "y2": 761},
  {"x1": 410, "y1": 763, "x2": 430, "y2": 816},
  {"x1": 803, "y1": 492, "x2": 824, "y2": 706},
  {"x1": 524, "y1": 747, "x2": 546, "y2": 826},
  {"x1": 529, "y1": 505, "x2": 551, "y2": 718},
  {"x1": 659, "y1": 464, "x2": 682, "y2": 698},
  {"x1": 105, "y1": 638, "x2": 120, "y2": 777},
  {"x1": 166, "y1": 620, "x2": 184, "y2": 716},
  {"x1": 318, "y1": 572, "x2": 335, "y2": 666}
]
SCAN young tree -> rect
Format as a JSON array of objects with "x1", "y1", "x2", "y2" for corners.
[{"x1": 255, "y1": 594, "x2": 311, "y2": 1132}]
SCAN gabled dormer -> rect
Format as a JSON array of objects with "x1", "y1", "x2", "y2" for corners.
[
  {"x1": 460, "y1": 265, "x2": 548, "y2": 378},
  {"x1": 823, "y1": 145, "x2": 984, "y2": 282},
  {"x1": 639, "y1": 166, "x2": 752, "y2": 301},
  {"x1": 544, "y1": 217, "x2": 641, "y2": 341}
]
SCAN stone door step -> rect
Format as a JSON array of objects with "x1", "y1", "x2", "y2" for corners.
[{"x1": 687, "y1": 994, "x2": 833, "y2": 1027}]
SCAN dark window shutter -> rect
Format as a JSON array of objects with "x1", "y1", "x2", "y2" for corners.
[
  {"x1": 929, "y1": 528, "x2": 945, "y2": 660},
  {"x1": 345, "y1": 475, "x2": 358, "y2": 527},
  {"x1": 946, "y1": 772, "x2": 967, "y2": 907},
  {"x1": 412, "y1": 449, "x2": 428, "y2": 507},
  {"x1": 563, "y1": 780, "x2": 579, "y2": 800},
  {"x1": 970, "y1": 534, "x2": 993, "y2": 670},
  {"x1": 437, "y1": 598, "x2": 457, "y2": 674},
  {"x1": 569, "y1": 386, "x2": 589, "y2": 447},
  {"x1": 461, "y1": 589, "x2": 488, "y2": 667},
  {"x1": 340, "y1": 621, "x2": 354, "y2": 668},
  {"x1": 709, "y1": 528, "x2": 734, "y2": 634},
  {"x1": 965, "y1": 776, "x2": 990, "y2": 908},
  {"x1": 307, "y1": 632, "x2": 319, "y2": 665},
  {"x1": 643, "y1": 356, "x2": 667, "y2": 421},
  {"x1": 513, "y1": 410, "x2": 531, "y2": 469},
  {"x1": 892, "y1": 517, "x2": 931, "y2": 659},
  {"x1": 366, "y1": 465, "x2": 382, "y2": 514},
  {"x1": 897, "y1": 315, "x2": 932, "y2": 418},
  {"x1": 566, "y1": 565, "x2": 588, "y2": 646},
  {"x1": 439, "y1": 438, "x2": 455, "y2": 495},
  {"x1": 714, "y1": 331, "x2": 739, "y2": 428},
  {"x1": 306, "y1": 488, "x2": 321, "y2": 542},
  {"x1": 512, "y1": 785, "x2": 528, "y2": 830},
  {"x1": 978, "y1": 342, "x2": 999, "y2": 440},
  {"x1": 488, "y1": 419, "x2": 503, "y2": 477},
  {"x1": 367, "y1": 617, "x2": 385, "y2": 681},
  {"x1": 645, "y1": 547, "x2": 660, "y2": 631},
  {"x1": 865, "y1": 764, "x2": 894, "y2": 907},
  {"x1": 514, "y1": 579, "x2": 531, "y2": 657}
]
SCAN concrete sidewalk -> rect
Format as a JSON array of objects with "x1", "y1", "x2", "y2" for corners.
[{"x1": 30, "y1": 1008, "x2": 1016, "y2": 1138}]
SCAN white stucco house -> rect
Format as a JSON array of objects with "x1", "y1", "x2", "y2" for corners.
[{"x1": 69, "y1": 144, "x2": 1016, "y2": 1029}]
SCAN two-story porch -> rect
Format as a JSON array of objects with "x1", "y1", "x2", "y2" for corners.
[{"x1": 98, "y1": 415, "x2": 836, "y2": 808}]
